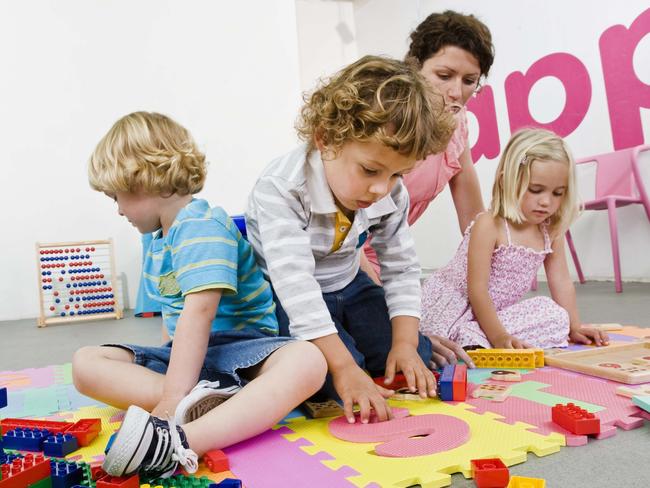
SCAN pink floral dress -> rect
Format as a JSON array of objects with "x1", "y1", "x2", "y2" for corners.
[
  {"x1": 363, "y1": 109, "x2": 469, "y2": 275},
  {"x1": 419, "y1": 216, "x2": 570, "y2": 349}
]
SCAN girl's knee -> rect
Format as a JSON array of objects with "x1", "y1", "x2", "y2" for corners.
[
  {"x1": 286, "y1": 341, "x2": 328, "y2": 382},
  {"x1": 72, "y1": 346, "x2": 99, "y2": 391}
]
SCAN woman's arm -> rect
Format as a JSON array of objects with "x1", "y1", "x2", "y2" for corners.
[{"x1": 449, "y1": 145, "x2": 485, "y2": 234}]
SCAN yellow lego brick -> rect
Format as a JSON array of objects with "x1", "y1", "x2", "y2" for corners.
[
  {"x1": 507, "y1": 475, "x2": 546, "y2": 487},
  {"x1": 468, "y1": 349, "x2": 543, "y2": 369}
]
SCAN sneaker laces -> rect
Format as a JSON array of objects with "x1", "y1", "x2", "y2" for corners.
[{"x1": 167, "y1": 414, "x2": 198, "y2": 474}]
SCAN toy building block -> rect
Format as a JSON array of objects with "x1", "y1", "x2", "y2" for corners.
[
  {"x1": 490, "y1": 370, "x2": 522, "y2": 382},
  {"x1": 203, "y1": 449, "x2": 229, "y2": 473},
  {"x1": 632, "y1": 395, "x2": 650, "y2": 413},
  {"x1": 551, "y1": 403, "x2": 600, "y2": 435},
  {"x1": 471, "y1": 458, "x2": 510, "y2": 488},
  {"x1": 90, "y1": 464, "x2": 106, "y2": 481},
  {"x1": 438, "y1": 364, "x2": 454, "y2": 401},
  {"x1": 452, "y1": 363, "x2": 467, "y2": 401},
  {"x1": 27, "y1": 476, "x2": 53, "y2": 488},
  {"x1": 302, "y1": 399, "x2": 343, "y2": 418},
  {"x1": 467, "y1": 349, "x2": 543, "y2": 369},
  {"x1": 95, "y1": 474, "x2": 139, "y2": 488},
  {"x1": 211, "y1": 479, "x2": 242, "y2": 488},
  {"x1": 471, "y1": 383, "x2": 511, "y2": 402},
  {"x1": 148, "y1": 475, "x2": 214, "y2": 487},
  {"x1": 1, "y1": 419, "x2": 72, "y2": 437},
  {"x1": 0, "y1": 388, "x2": 6, "y2": 409},
  {"x1": 0, "y1": 453, "x2": 50, "y2": 488},
  {"x1": 43, "y1": 433, "x2": 79, "y2": 457},
  {"x1": 3, "y1": 428, "x2": 51, "y2": 452},
  {"x1": 66, "y1": 419, "x2": 101, "y2": 447},
  {"x1": 50, "y1": 460, "x2": 83, "y2": 488},
  {"x1": 615, "y1": 385, "x2": 650, "y2": 398},
  {"x1": 507, "y1": 475, "x2": 545, "y2": 487}
]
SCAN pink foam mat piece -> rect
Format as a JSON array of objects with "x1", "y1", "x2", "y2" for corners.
[
  {"x1": 224, "y1": 425, "x2": 358, "y2": 488},
  {"x1": 467, "y1": 367, "x2": 646, "y2": 445},
  {"x1": 328, "y1": 408, "x2": 470, "y2": 457},
  {"x1": 0, "y1": 366, "x2": 56, "y2": 390}
]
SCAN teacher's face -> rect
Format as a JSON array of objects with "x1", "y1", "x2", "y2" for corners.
[{"x1": 420, "y1": 45, "x2": 481, "y2": 113}]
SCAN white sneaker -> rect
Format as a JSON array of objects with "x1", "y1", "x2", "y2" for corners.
[{"x1": 174, "y1": 380, "x2": 241, "y2": 425}]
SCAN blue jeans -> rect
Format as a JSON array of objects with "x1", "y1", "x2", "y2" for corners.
[
  {"x1": 107, "y1": 329, "x2": 294, "y2": 389},
  {"x1": 274, "y1": 270, "x2": 432, "y2": 400}
]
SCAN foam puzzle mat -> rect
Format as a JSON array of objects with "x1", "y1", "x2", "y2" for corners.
[{"x1": 1, "y1": 328, "x2": 648, "y2": 487}]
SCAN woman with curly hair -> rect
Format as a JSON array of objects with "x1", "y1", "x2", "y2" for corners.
[
  {"x1": 362, "y1": 10, "x2": 495, "y2": 283},
  {"x1": 246, "y1": 55, "x2": 473, "y2": 424}
]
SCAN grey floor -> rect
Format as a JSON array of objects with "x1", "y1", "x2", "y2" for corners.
[{"x1": 1, "y1": 282, "x2": 649, "y2": 487}]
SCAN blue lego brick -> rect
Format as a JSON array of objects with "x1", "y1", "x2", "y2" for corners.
[
  {"x1": 3, "y1": 427, "x2": 51, "y2": 451},
  {"x1": 104, "y1": 433, "x2": 117, "y2": 455},
  {"x1": 43, "y1": 434, "x2": 79, "y2": 457},
  {"x1": 0, "y1": 387, "x2": 7, "y2": 409},
  {"x1": 50, "y1": 460, "x2": 83, "y2": 488},
  {"x1": 211, "y1": 479, "x2": 242, "y2": 488},
  {"x1": 438, "y1": 364, "x2": 455, "y2": 401}
]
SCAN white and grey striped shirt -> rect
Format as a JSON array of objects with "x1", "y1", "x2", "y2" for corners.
[{"x1": 246, "y1": 144, "x2": 421, "y2": 341}]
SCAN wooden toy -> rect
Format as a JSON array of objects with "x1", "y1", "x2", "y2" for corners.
[
  {"x1": 545, "y1": 341, "x2": 650, "y2": 384},
  {"x1": 36, "y1": 239, "x2": 123, "y2": 326},
  {"x1": 615, "y1": 384, "x2": 650, "y2": 398},
  {"x1": 581, "y1": 323, "x2": 623, "y2": 331},
  {"x1": 471, "y1": 383, "x2": 512, "y2": 402},
  {"x1": 467, "y1": 349, "x2": 544, "y2": 369},
  {"x1": 490, "y1": 370, "x2": 522, "y2": 382},
  {"x1": 303, "y1": 399, "x2": 343, "y2": 418}
]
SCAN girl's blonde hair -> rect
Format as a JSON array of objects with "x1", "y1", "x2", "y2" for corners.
[
  {"x1": 491, "y1": 128, "x2": 579, "y2": 236},
  {"x1": 88, "y1": 112, "x2": 206, "y2": 196},
  {"x1": 296, "y1": 55, "x2": 455, "y2": 160}
]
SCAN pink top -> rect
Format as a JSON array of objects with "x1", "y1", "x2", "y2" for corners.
[{"x1": 364, "y1": 108, "x2": 469, "y2": 274}]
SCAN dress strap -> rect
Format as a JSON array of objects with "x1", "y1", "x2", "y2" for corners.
[
  {"x1": 541, "y1": 222, "x2": 552, "y2": 252},
  {"x1": 503, "y1": 218, "x2": 513, "y2": 246}
]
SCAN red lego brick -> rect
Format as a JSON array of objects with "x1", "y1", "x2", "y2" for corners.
[
  {"x1": 452, "y1": 363, "x2": 467, "y2": 401},
  {"x1": 1, "y1": 418, "x2": 72, "y2": 436},
  {"x1": 372, "y1": 373, "x2": 409, "y2": 390},
  {"x1": 204, "y1": 449, "x2": 229, "y2": 473},
  {"x1": 96, "y1": 474, "x2": 140, "y2": 488},
  {"x1": 66, "y1": 418, "x2": 101, "y2": 446},
  {"x1": 471, "y1": 458, "x2": 510, "y2": 487},
  {"x1": 551, "y1": 403, "x2": 600, "y2": 435},
  {"x1": 0, "y1": 453, "x2": 50, "y2": 488},
  {"x1": 90, "y1": 464, "x2": 107, "y2": 481}
]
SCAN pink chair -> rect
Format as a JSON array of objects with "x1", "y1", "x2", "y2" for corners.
[{"x1": 567, "y1": 144, "x2": 650, "y2": 292}]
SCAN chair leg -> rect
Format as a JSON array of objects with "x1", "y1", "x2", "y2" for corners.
[
  {"x1": 606, "y1": 199, "x2": 622, "y2": 293},
  {"x1": 531, "y1": 276, "x2": 538, "y2": 291},
  {"x1": 565, "y1": 230, "x2": 585, "y2": 284}
]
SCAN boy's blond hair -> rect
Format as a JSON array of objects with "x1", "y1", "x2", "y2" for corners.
[
  {"x1": 491, "y1": 128, "x2": 580, "y2": 237},
  {"x1": 296, "y1": 55, "x2": 455, "y2": 160},
  {"x1": 88, "y1": 111, "x2": 206, "y2": 196}
]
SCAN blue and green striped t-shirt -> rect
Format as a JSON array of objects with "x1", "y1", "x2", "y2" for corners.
[{"x1": 142, "y1": 198, "x2": 278, "y2": 338}]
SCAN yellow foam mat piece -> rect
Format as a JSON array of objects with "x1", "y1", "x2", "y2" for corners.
[{"x1": 282, "y1": 399, "x2": 564, "y2": 488}]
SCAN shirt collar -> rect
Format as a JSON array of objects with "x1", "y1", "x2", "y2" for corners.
[{"x1": 305, "y1": 147, "x2": 398, "y2": 219}]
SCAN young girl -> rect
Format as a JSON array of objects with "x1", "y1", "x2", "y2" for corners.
[{"x1": 420, "y1": 128, "x2": 609, "y2": 349}]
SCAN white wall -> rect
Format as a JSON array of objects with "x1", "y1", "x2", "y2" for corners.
[
  {"x1": 0, "y1": 0, "x2": 302, "y2": 321},
  {"x1": 352, "y1": 0, "x2": 650, "y2": 280},
  {"x1": 2, "y1": 0, "x2": 649, "y2": 321}
]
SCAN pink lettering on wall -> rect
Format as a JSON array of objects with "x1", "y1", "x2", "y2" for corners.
[
  {"x1": 466, "y1": 86, "x2": 501, "y2": 162},
  {"x1": 599, "y1": 8, "x2": 650, "y2": 149},
  {"x1": 504, "y1": 52, "x2": 592, "y2": 137}
]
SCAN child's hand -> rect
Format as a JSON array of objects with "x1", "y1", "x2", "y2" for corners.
[
  {"x1": 385, "y1": 342, "x2": 438, "y2": 398},
  {"x1": 492, "y1": 333, "x2": 532, "y2": 349},
  {"x1": 426, "y1": 335, "x2": 476, "y2": 368},
  {"x1": 570, "y1": 327, "x2": 610, "y2": 346},
  {"x1": 332, "y1": 363, "x2": 394, "y2": 424}
]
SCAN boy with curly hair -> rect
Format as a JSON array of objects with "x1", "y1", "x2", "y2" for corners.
[
  {"x1": 246, "y1": 56, "x2": 472, "y2": 424},
  {"x1": 73, "y1": 112, "x2": 326, "y2": 479}
]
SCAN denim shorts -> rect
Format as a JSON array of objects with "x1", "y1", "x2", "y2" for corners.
[{"x1": 106, "y1": 328, "x2": 294, "y2": 388}]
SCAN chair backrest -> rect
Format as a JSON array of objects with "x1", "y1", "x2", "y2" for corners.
[{"x1": 576, "y1": 147, "x2": 638, "y2": 200}]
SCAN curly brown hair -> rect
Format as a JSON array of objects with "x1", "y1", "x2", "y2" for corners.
[
  {"x1": 88, "y1": 112, "x2": 206, "y2": 197},
  {"x1": 296, "y1": 55, "x2": 455, "y2": 160},
  {"x1": 406, "y1": 10, "x2": 494, "y2": 77}
]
